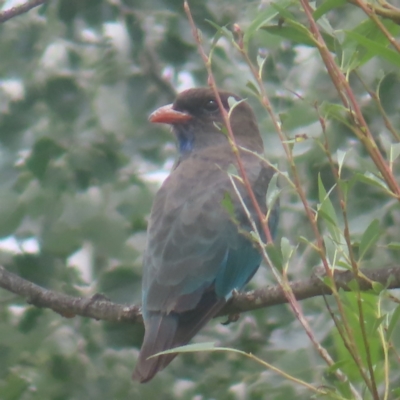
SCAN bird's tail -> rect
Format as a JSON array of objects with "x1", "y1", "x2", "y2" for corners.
[
  {"x1": 133, "y1": 293, "x2": 226, "y2": 383},
  {"x1": 132, "y1": 313, "x2": 178, "y2": 383}
]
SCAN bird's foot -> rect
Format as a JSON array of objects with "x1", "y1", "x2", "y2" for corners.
[{"x1": 221, "y1": 312, "x2": 241, "y2": 325}]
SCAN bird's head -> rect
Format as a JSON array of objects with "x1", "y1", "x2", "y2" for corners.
[{"x1": 149, "y1": 88, "x2": 263, "y2": 154}]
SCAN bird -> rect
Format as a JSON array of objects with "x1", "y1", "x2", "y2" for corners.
[{"x1": 133, "y1": 87, "x2": 278, "y2": 383}]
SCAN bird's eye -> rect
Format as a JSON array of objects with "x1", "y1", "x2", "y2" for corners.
[{"x1": 203, "y1": 99, "x2": 219, "y2": 113}]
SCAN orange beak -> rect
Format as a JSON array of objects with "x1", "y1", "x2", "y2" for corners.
[{"x1": 149, "y1": 104, "x2": 192, "y2": 124}]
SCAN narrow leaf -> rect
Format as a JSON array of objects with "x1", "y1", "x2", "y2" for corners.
[
  {"x1": 243, "y1": 0, "x2": 293, "y2": 45},
  {"x1": 320, "y1": 102, "x2": 352, "y2": 127},
  {"x1": 280, "y1": 236, "x2": 294, "y2": 267},
  {"x1": 206, "y1": 20, "x2": 234, "y2": 41},
  {"x1": 359, "y1": 219, "x2": 380, "y2": 261},
  {"x1": 262, "y1": 26, "x2": 335, "y2": 51},
  {"x1": 313, "y1": 0, "x2": 347, "y2": 21},
  {"x1": 317, "y1": 174, "x2": 339, "y2": 241},
  {"x1": 266, "y1": 172, "x2": 280, "y2": 209},
  {"x1": 152, "y1": 342, "x2": 217, "y2": 357},
  {"x1": 354, "y1": 172, "x2": 389, "y2": 191},
  {"x1": 266, "y1": 242, "x2": 283, "y2": 270},
  {"x1": 390, "y1": 142, "x2": 400, "y2": 163},
  {"x1": 387, "y1": 305, "x2": 400, "y2": 340},
  {"x1": 228, "y1": 97, "x2": 247, "y2": 118},
  {"x1": 336, "y1": 149, "x2": 347, "y2": 176},
  {"x1": 246, "y1": 81, "x2": 260, "y2": 96},
  {"x1": 221, "y1": 192, "x2": 236, "y2": 219},
  {"x1": 345, "y1": 30, "x2": 400, "y2": 68},
  {"x1": 388, "y1": 242, "x2": 400, "y2": 250}
]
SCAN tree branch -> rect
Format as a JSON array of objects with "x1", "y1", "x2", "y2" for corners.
[
  {"x1": 219, "y1": 266, "x2": 400, "y2": 315},
  {"x1": 1, "y1": 265, "x2": 400, "y2": 324},
  {"x1": 348, "y1": 0, "x2": 400, "y2": 25},
  {"x1": 0, "y1": 265, "x2": 142, "y2": 323},
  {"x1": 0, "y1": 0, "x2": 47, "y2": 23}
]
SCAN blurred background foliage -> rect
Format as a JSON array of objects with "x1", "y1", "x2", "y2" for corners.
[{"x1": 0, "y1": 0, "x2": 400, "y2": 399}]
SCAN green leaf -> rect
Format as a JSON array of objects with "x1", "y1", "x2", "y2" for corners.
[
  {"x1": 299, "y1": 235, "x2": 316, "y2": 248},
  {"x1": 206, "y1": 20, "x2": 234, "y2": 42},
  {"x1": 280, "y1": 103, "x2": 319, "y2": 131},
  {"x1": 266, "y1": 172, "x2": 280, "y2": 209},
  {"x1": 370, "y1": 281, "x2": 385, "y2": 295},
  {"x1": 0, "y1": 372, "x2": 30, "y2": 400},
  {"x1": 262, "y1": 25, "x2": 335, "y2": 51},
  {"x1": 227, "y1": 97, "x2": 247, "y2": 118},
  {"x1": 279, "y1": 112, "x2": 288, "y2": 125},
  {"x1": 324, "y1": 235, "x2": 337, "y2": 267},
  {"x1": 359, "y1": 219, "x2": 380, "y2": 260},
  {"x1": 370, "y1": 314, "x2": 386, "y2": 333},
  {"x1": 18, "y1": 308, "x2": 44, "y2": 333},
  {"x1": 226, "y1": 163, "x2": 239, "y2": 176},
  {"x1": 337, "y1": 179, "x2": 350, "y2": 202},
  {"x1": 388, "y1": 242, "x2": 400, "y2": 250},
  {"x1": 280, "y1": 236, "x2": 294, "y2": 267},
  {"x1": 246, "y1": 81, "x2": 260, "y2": 96},
  {"x1": 244, "y1": 0, "x2": 294, "y2": 45},
  {"x1": 221, "y1": 192, "x2": 236, "y2": 219},
  {"x1": 0, "y1": 190, "x2": 24, "y2": 238},
  {"x1": 153, "y1": 342, "x2": 259, "y2": 359},
  {"x1": 26, "y1": 137, "x2": 65, "y2": 180},
  {"x1": 325, "y1": 372, "x2": 353, "y2": 399},
  {"x1": 341, "y1": 19, "x2": 400, "y2": 71},
  {"x1": 390, "y1": 143, "x2": 400, "y2": 163},
  {"x1": 317, "y1": 174, "x2": 339, "y2": 240},
  {"x1": 347, "y1": 279, "x2": 360, "y2": 292},
  {"x1": 354, "y1": 172, "x2": 389, "y2": 192},
  {"x1": 387, "y1": 305, "x2": 400, "y2": 340},
  {"x1": 336, "y1": 260, "x2": 352, "y2": 270},
  {"x1": 257, "y1": 54, "x2": 269, "y2": 79},
  {"x1": 152, "y1": 342, "x2": 217, "y2": 356},
  {"x1": 266, "y1": 242, "x2": 283, "y2": 270},
  {"x1": 344, "y1": 29, "x2": 400, "y2": 69},
  {"x1": 313, "y1": 0, "x2": 347, "y2": 21},
  {"x1": 321, "y1": 275, "x2": 335, "y2": 290},
  {"x1": 379, "y1": 133, "x2": 392, "y2": 154},
  {"x1": 320, "y1": 102, "x2": 352, "y2": 127},
  {"x1": 336, "y1": 149, "x2": 347, "y2": 176},
  {"x1": 270, "y1": 2, "x2": 297, "y2": 19},
  {"x1": 325, "y1": 359, "x2": 350, "y2": 374}
]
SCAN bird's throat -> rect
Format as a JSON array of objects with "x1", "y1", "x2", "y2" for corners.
[
  {"x1": 177, "y1": 133, "x2": 194, "y2": 153},
  {"x1": 174, "y1": 125, "x2": 195, "y2": 154}
]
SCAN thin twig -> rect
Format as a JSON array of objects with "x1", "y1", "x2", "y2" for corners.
[
  {"x1": 183, "y1": 2, "x2": 273, "y2": 244},
  {"x1": 299, "y1": 0, "x2": 400, "y2": 199},
  {"x1": 316, "y1": 107, "x2": 375, "y2": 391},
  {"x1": 348, "y1": 0, "x2": 400, "y2": 25},
  {"x1": 0, "y1": 0, "x2": 47, "y2": 23},
  {"x1": 232, "y1": 23, "x2": 358, "y2": 391},
  {"x1": 352, "y1": 0, "x2": 400, "y2": 52},
  {"x1": 354, "y1": 71, "x2": 400, "y2": 142}
]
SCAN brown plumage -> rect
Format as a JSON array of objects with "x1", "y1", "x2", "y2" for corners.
[{"x1": 133, "y1": 88, "x2": 277, "y2": 383}]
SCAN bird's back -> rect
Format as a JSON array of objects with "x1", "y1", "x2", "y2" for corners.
[{"x1": 133, "y1": 145, "x2": 274, "y2": 382}]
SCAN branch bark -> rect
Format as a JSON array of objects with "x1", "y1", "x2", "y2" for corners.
[
  {"x1": 1, "y1": 264, "x2": 399, "y2": 324},
  {"x1": 348, "y1": 0, "x2": 400, "y2": 25},
  {"x1": 0, "y1": 0, "x2": 47, "y2": 23}
]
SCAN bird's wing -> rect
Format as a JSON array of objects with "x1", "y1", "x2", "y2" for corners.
[{"x1": 143, "y1": 147, "x2": 267, "y2": 315}]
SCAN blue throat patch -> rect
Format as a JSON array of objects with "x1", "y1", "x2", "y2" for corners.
[{"x1": 177, "y1": 133, "x2": 194, "y2": 153}]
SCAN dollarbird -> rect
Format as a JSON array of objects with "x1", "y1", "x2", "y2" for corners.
[{"x1": 133, "y1": 88, "x2": 278, "y2": 383}]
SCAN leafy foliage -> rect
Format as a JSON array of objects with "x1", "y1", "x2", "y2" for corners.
[{"x1": 0, "y1": 0, "x2": 400, "y2": 399}]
